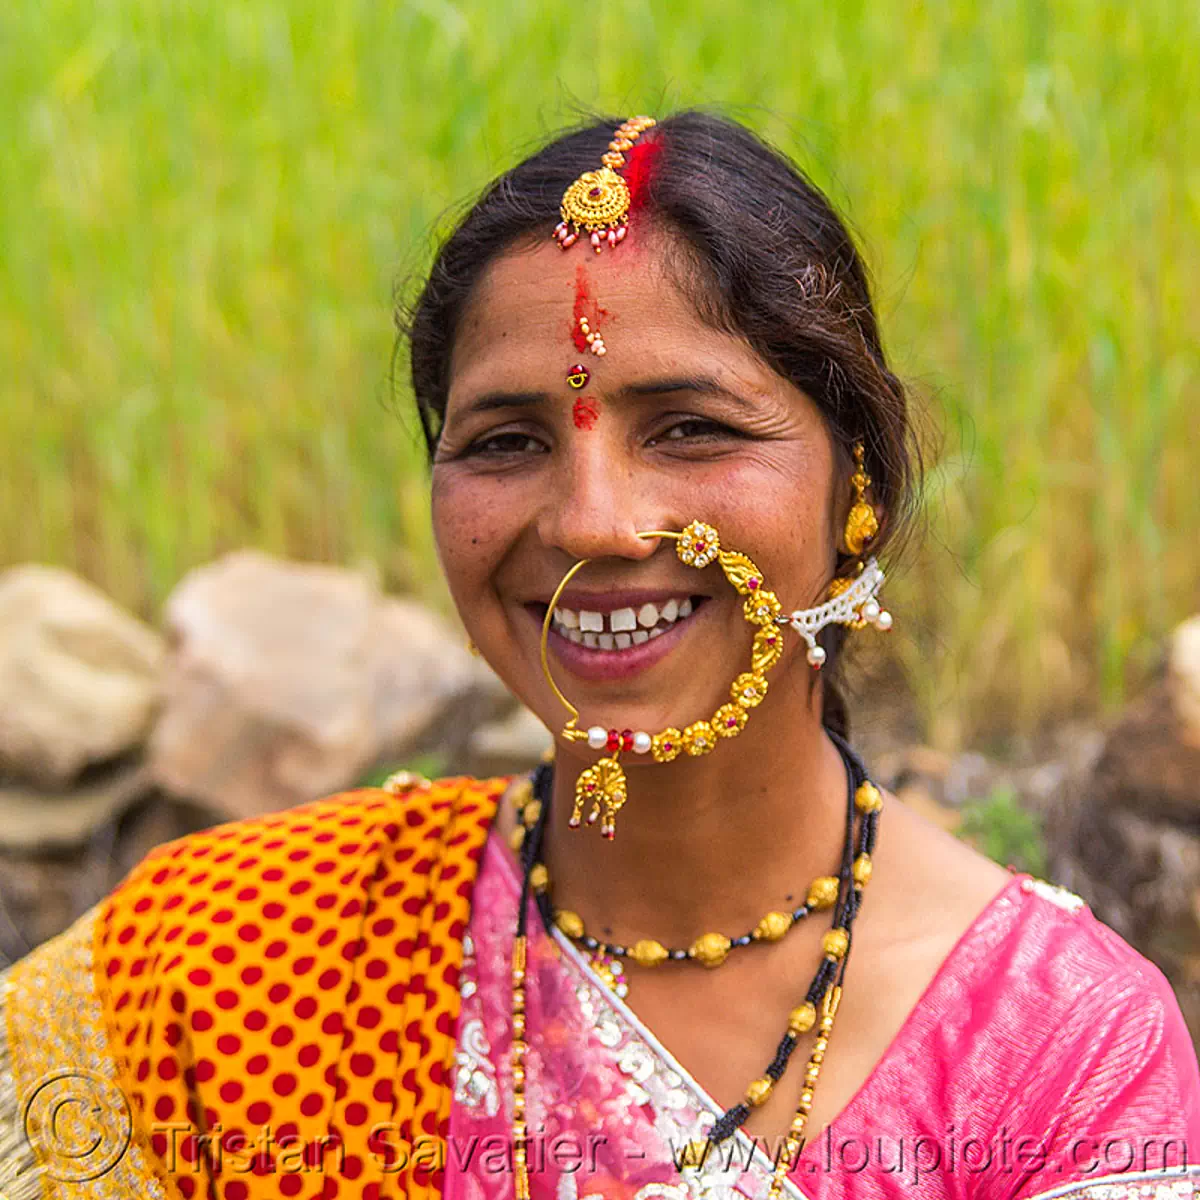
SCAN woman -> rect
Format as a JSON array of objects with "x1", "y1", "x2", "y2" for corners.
[{"x1": 2, "y1": 111, "x2": 1197, "y2": 1200}]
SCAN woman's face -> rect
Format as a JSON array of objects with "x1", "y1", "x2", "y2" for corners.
[{"x1": 432, "y1": 231, "x2": 842, "y2": 742}]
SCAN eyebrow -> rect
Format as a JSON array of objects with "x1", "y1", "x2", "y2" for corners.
[
  {"x1": 459, "y1": 374, "x2": 755, "y2": 417},
  {"x1": 624, "y1": 375, "x2": 755, "y2": 410}
]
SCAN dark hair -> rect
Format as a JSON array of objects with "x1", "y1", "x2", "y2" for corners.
[{"x1": 400, "y1": 110, "x2": 919, "y2": 738}]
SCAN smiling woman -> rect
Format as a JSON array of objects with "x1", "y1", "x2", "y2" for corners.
[{"x1": 2, "y1": 111, "x2": 1198, "y2": 1200}]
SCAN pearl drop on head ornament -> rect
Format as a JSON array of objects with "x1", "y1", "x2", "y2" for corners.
[{"x1": 806, "y1": 645, "x2": 827, "y2": 668}]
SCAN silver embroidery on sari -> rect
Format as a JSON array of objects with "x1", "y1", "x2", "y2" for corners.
[
  {"x1": 554, "y1": 927, "x2": 809, "y2": 1200},
  {"x1": 1020, "y1": 877, "x2": 1086, "y2": 914},
  {"x1": 454, "y1": 933, "x2": 500, "y2": 1116},
  {"x1": 1024, "y1": 1166, "x2": 1200, "y2": 1198}
]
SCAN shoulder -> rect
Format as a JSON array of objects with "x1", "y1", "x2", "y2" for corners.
[
  {"x1": 964, "y1": 875, "x2": 1200, "y2": 1150},
  {"x1": 1000, "y1": 873, "x2": 1183, "y2": 1015},
  {"x1": 877, "y1": 791, "x2": 1176, "y2": 1017},
  {"x1": 100, "y1": 774, "x2": 509, "y2": 940},
  {"x1": 984, "y1": 882, "x2": 1200, "y2": 1194}
]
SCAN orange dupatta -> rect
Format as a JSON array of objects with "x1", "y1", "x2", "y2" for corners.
[{"x1": 0, "y1": 774, "x2": 505, "y2": 1200}]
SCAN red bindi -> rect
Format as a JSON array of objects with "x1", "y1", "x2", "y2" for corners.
[{"x1": 572, "y1": 396, "x2": 600, "y2": 431}]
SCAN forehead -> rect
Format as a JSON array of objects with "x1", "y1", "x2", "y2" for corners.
[{"x1": 448, "y1": 232, "x2": 769, "y2": 398}]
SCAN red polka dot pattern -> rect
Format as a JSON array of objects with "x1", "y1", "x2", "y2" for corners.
[{"x1": 96, "y1": 777, "x2": 505, "y2": 1200}]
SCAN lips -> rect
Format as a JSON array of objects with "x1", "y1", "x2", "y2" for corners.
[{"x1": 526, "y1": 591, "x2": 709, "y2": 682}]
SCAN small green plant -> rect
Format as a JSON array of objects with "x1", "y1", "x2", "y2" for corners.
[{"x1": 958, "y1": 786, "x2": 1047, "y2": 877}]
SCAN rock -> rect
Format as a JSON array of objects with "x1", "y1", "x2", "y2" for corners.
[
  {"x1": 943, "y1": 752, "x2": 996, "y2": 809},
  {"x1": 146, "y1": 551, "x2": 512, "y2": 820},
  {"x1": 370, "y1": 598, "x2": 512, "y2": 769},
  {"x1": 1057, "y1": 615, "x2": 1200, "y2": 1043},
  {"x1": 0, "y1": 762, "x2": 151, "y2": 853},
  {"x1": 1085, "y1": 658, "x2": 1200, "y2": 829},
  {"x1": 895, "y1": 781, "x2": 962, "y2": 834},
  {"x1": 468, "y1": 707, "x2": 553, "y2": 777},
  {"x1": 875, "y1": 744, "x2": 955, "y2": 803},
  {"x1": 0, "y1": 792, "x2": 223, "y2": 968},
  {"x1": 0, "y1": 565, "x2": 163, "y2": 787},
  {"x1": 1171, "y1": 615, "x2": 1200, "y2": 747}
]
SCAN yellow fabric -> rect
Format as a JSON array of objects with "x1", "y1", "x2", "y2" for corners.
[
  {"x1": 1, "y1": 775, "x2": 505, "y2": 1200},
  {"x1": 1, "y1": 909, "x2": 167, "y2": 1200}
]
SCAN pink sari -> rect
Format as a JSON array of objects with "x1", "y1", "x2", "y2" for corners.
[{"x1": 446, "y1": 833, "x2": 1200, "y2": 1200}]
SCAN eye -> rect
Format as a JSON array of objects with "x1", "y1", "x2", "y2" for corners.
[
  {"x1": 466, "y1": 431, "x2": 546, "y2": 457},
  {"x1": 649, "y1": 417, "x2": 739, "y2": 445}
]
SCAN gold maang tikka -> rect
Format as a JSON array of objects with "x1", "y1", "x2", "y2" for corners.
[
  {"x1": 540, "y1": 518, "x2": 892, "y2": 839},
  {"x1": 553, "y1": 116, "x2": 657, "y2": 253}
]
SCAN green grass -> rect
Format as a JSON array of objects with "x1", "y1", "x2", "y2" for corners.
[
  {"x1": 959, "y1": 786, "x2": 1048, "y2": 877},
  {"x1": 1, "y1": 0, "x2": 1196, "y2": 747}
]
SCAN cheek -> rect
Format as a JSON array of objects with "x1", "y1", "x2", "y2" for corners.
[
  {"x1": 700, "y1": 449, "x2": 837, "y2": 592},
  {"x1": 705, "y1": 452, "x2": 829, "y2": 536},
  {"x1": 429, "y1": 469, "x2": 517, "y2": 604}
]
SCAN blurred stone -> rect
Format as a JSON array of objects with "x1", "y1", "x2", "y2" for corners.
[
  {"x1": 875, "y1": 744, "x2": 957, "y2": 806},
  {"x1": 468, "y1": 707, "x2": 552, "y2": 777},
  {"x1": 0, "y1": 762, "x2": 151, "y2": 852},
  {"x1": 370, "y1": 598, "x2": 512, "y2": 767},
  {"x1": 146, "y1": 551, "x2": 512, "y2": 820},
  {"x1": 942, "y1": 751, "x2": 995, "y2": 808},
  {"x1": 1171, "y1": 615, "x2": 1200, "y2": 746},
  {"x1": 896, "y1": 781, "x2": 962, "y2": 834},
  {"x1": 1084, "y1": 636, "x2": 1200, "y2": 829},
  {"x1": 1058, "y1": 613, "x2": 1200, "y2": 1042},
  {"x1": 0, "y1": 565, "x2": 163, "y2": 787},
  {"x1": 0, "y1": 792, "x2": 222, "y2": 968}
]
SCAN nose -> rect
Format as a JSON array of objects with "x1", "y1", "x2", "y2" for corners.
[{"x1": 536, "y1": 438, "x2": 660, "y2": 564}]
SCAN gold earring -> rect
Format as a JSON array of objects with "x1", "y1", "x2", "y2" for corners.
[
  {"x1": 843, "y1": 442, "x2": 879, "y2": 556},
  {"x1": 826, "y1": 445, "x2": 893, "y2": 633}
]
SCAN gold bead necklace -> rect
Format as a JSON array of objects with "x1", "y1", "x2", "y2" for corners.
[
  {"x1": 507, "y1": 740, "x2": 882, "y2": 1198},
  {"x1": 514, "y1": 793, "x2": 853, "y2": 987}
]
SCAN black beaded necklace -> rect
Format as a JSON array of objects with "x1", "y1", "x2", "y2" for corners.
[{"x1": 509, "y1": 730, "x2": 881, "y2": 1170}]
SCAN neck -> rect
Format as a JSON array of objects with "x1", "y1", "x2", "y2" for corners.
[{"x1": 539, "y1": 687, "x2": 850, "y2": 949}]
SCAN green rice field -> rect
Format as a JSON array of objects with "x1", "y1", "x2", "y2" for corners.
[{"x1": 1, "y1": 0, "x2": 1196, "y2": 747}]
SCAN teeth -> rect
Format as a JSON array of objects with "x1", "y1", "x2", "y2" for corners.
[
  {"x1": 615, "y1": 633, "x2": 632, "y2": 649},
  {"x1": 551, "y1": 596, "x2": 697, "y2": 638},
  {"x1": 566, "y1": 629, "x2": 583, "y2": 644},
  {"x1": 582, "y1": 632, "x2": 598, "y2": 648},
  {"x1": 598, "y1": 633, "x2": 615, "y2": 650},
  {"x1": 648, "y1": 626, "x2": 665, "y2": 639},
  {"x1": 610, "y1": 607, "x2": 637, "y2": 632}
]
